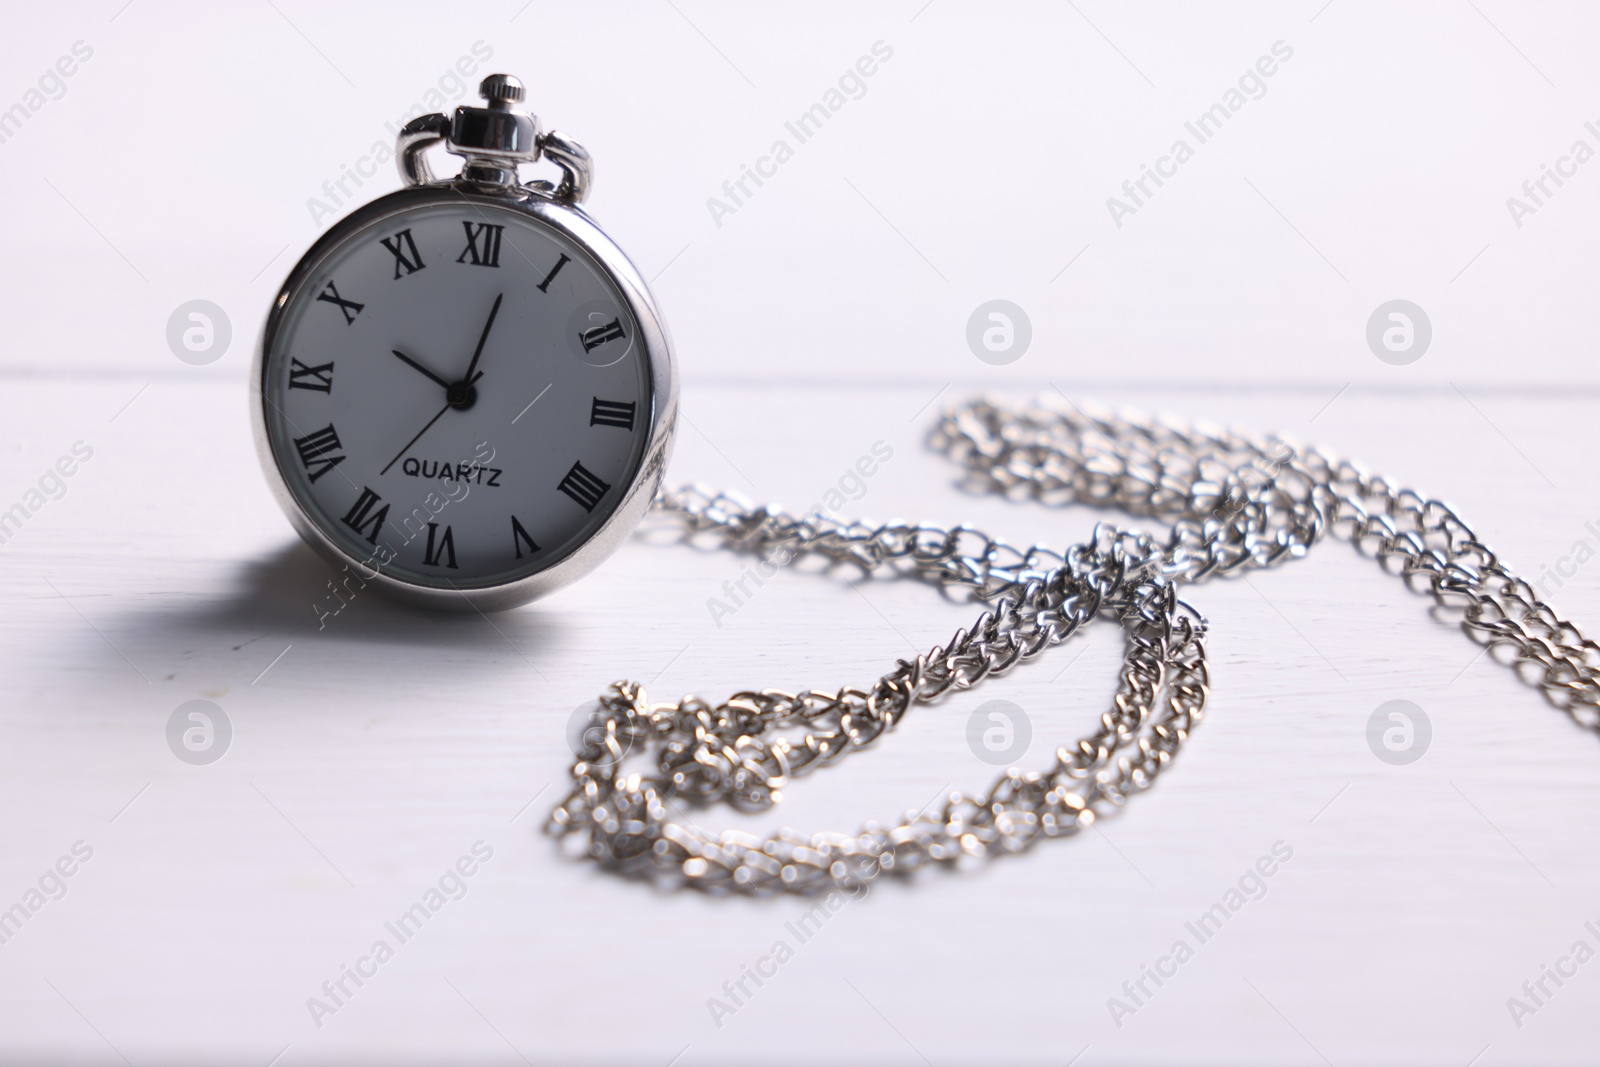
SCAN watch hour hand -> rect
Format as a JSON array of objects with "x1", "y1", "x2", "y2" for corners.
[{"x1": 392, "y1": 348, "x2": 452, "y2": 390}]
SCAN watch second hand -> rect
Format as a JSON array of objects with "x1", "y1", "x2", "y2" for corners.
[{"x1": 378, "y1": 370, "x2": 484, "y2": 476}]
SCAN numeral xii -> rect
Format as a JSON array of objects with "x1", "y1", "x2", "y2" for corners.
[{"x1": 456, "y1": 221, "x2": 503, "y2": 267}]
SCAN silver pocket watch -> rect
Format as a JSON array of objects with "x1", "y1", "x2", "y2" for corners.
[{"x1": 252, "y1": 74, "x2": 677, "y2": 611}]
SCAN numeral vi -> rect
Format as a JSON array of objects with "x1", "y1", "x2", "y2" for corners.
[{"x1": 422, "y1": 522, "x2": 458, "y2": 569}]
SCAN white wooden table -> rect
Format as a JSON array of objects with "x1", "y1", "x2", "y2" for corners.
[{"x1": 3, "y1": 3, "x2": 1598, "y2": 1064}]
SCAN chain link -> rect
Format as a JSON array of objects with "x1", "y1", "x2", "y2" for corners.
[{"x1": 547, "y1": 395, "x2": 1600, "y2": 894}]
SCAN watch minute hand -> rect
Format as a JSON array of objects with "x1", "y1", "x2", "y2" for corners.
[{"x1": 463, "y1": 292, "x2": 503, "y2": 383}]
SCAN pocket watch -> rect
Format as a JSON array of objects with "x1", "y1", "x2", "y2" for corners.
[{"x1": 252, "y1": 74, "x2": 676, "y2": 611}]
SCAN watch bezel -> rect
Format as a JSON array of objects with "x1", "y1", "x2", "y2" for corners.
[{"x1": 251, "y1": 183, "x2": 677, "y2": 612}]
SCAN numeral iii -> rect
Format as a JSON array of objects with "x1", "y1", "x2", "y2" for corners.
[
  {"x1": 589, "y1": 398, "x2": 636, "y2": 430},
  {"x1": 293, "y1": 424, "x2": 345, "y2": 483}
]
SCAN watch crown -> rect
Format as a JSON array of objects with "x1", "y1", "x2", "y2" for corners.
[
  {"x1": 393, "y1": 70, "x2": 588, "y2": 200},
  {"x1": 446, "y1": 73, "x2": 541, "y2": 186},
  {"x1": 479, "y1": 73, "x2": 525, "y2": 108}
]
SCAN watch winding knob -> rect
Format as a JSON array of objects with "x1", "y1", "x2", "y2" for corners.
[
  {"x1": 479, "y1": 73, "x2": 525, "y2": 109},
  {"x1": 393, "y1": 70, "x2": 591, "y2": 201}
]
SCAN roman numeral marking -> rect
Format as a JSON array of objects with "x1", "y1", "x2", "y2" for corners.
[
  {"x1": 456, "y1": 221, "x2": 504, "y2": 267},
  {"x1": 556, "y1": 461, "x2": 610, "y2": 513},
  {"x1": 536, "y1": 253, "x2": 570, "y2": 293},
  {"x1": 316, "y1": 280, "x2": 364, "y2": 325},
  {"x1": 288, "y1": 358, "x2": 334, "y2": 392},
  {"x1": 293, "y1": 424, "x2": 346, "y2": 483},
  {"x1": 511, "y1": 516, "x2": 540, "y2": 559},
  {"x1": 589, "y1": 398, "x2": 636, "y2": 430},
  {"x1": 580, "y1": 317, "x2": 626, "y2": 352},
  {"x1": 379, "y1": 228, "x2": 426, "y2": 279},
  {"x1": 422, "y1": 522, "x2": 458, "y2": 569},
  {"x1": 341, "y1": 487, "x2": 389, "y2": 545}
]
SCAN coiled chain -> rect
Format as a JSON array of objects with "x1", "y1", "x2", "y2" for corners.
[{"x1": 547, "y1": 396, "x2": 1600, "y2": 895}]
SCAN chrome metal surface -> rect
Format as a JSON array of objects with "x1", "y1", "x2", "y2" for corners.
[
  {"x1": 253, "y1": 182, "x2": 676, "y2": 612},
  {"x1": 396, "y1": 73, "x2": 589, "y2": 201},
  {"x1": 449, "y1": 73, "x2": 540, "y2": 188},
  {"x1": 550, "y1": 397, "x2": 1599, "y2": 894},
  {"x1": 530, "y1": 129, "x2": 592, "y2": 205},
  {"x1": 397, "y1": 111, "x2": 451, "y2": 187},
  {"x1": 263, "y1": 74, "x2": 655, "y2": 609}
]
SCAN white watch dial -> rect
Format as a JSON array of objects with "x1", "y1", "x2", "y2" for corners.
[{"x1": 263, "y1": 201, "x2": 649, "y2": 590}]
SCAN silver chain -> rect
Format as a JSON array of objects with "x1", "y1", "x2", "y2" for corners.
[{"x1": 547, "y1": 395, "x2": 1600, "y2": 894}]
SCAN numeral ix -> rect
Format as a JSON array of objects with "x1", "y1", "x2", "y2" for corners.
[
  {"x1": 293, "y1": 424, "x2": 345, "y2": 483},
  {"x1": 288, "y1": 358, "x2": 334, "y2": 392}
]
